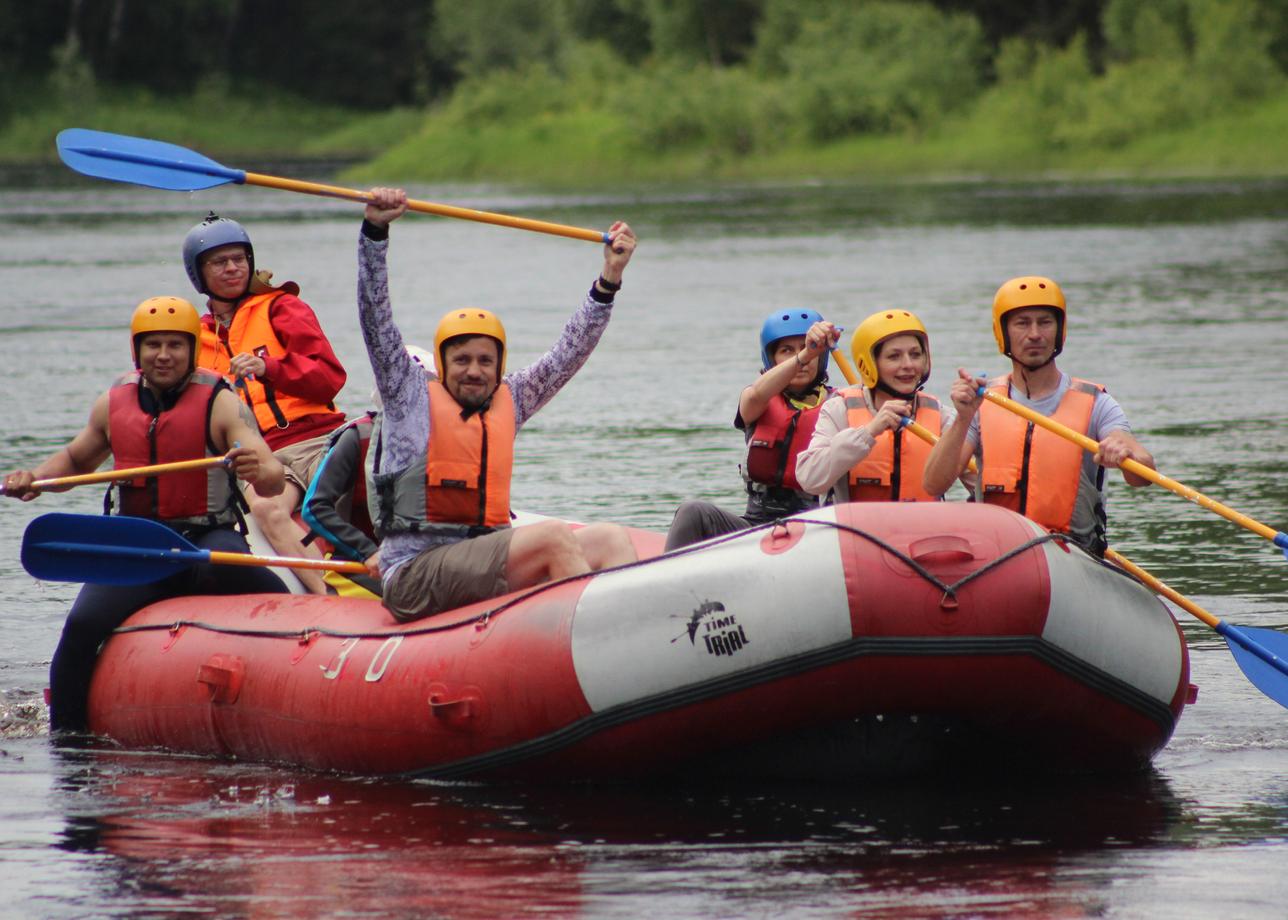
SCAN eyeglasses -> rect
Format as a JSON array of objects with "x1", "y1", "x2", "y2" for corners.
[{"x1": 204, "y1": 253, "x2": 248, "y2": 271}]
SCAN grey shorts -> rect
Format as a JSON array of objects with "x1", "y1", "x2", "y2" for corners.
[
  {"x1": 272, "y1": 433, "x2": 332, "y2": 493},
  {"x1": 382, "y1": 529, "x2": 515, "y2": 622}
]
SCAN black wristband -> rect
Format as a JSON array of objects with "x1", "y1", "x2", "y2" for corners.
[
  {"x1": 596, "y1": 275, "x2": 622, "y2": 292},
  {"x1": 361, "y1": 219, "x2": 389, "y2": 241}
]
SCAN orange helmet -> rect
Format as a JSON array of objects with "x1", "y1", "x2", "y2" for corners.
[
  {"x1": 992, "y1": 276, "x2": 1066, "y2": 357},
  {"x1": 433, "y1": 308, "x2": 507, "y2": 377},
  {"x1": 130, "y1": 296, "x2": 202, "y2": 370},
  {"x1": 850, "y1": 309, "x2": 930, "y2": 390}
]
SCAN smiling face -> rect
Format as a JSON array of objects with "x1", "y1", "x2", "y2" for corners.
[
  {"x1": 769, "y1": 334, "x2": 818, "y2": 391},
  {"x1": 200, "y1": 243, "x2": 251, "y2": 301},
  {"x1": 874, "y1": 333, "x2": 928, "y2": 396},
  {"x1": 1005, "y1": 307, "x2": 1060, "y2": 367},
  {"x1": 137, "y1": 332, "x2": 193, "y2": 390},
  {"x1": 442, "y1": 335, "x2": 501, "y2": 409}
]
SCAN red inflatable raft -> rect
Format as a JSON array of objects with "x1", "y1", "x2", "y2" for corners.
[{"x1": 86, "y1": 502, "x2": 1190, "y2": 778}]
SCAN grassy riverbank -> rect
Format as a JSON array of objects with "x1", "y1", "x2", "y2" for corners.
[
  {"x1": 348, "y1": 91, "x2": 1288, "y2": 186},
  {"x1": 0, "y1": 85, "x2": 424, "y2": 163},
  {"x1": 4, "y1": 71, "x2": 1286, "y2": 186}
]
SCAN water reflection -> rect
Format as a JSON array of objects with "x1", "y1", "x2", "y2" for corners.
[{"x1": 40, "y1": 742, "x2": 1206, "y2": 918}]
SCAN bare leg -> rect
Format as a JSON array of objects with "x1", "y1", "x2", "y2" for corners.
[
  {"x1": 505, "y1": 520, "x2": 591, "y2": 590},
  {"x1": 573, "y1": 523, "x2": 637, "y2": 570},
  {"x1": 246, "y1": 482, "x2": 328, "y2": 595}
]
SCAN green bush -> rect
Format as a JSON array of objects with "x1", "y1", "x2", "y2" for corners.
[
  {"x1": 776, "y1": 1, "x2": 987, "y2": 140},
  {"x1": 613, "y1": 61, "x2": 792, "y2": 157}
]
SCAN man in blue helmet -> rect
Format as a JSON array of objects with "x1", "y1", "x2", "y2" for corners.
[
  {"x1": 185, "y1": 213, "x2": 348, "y2": 593},
  {"x1": 664, "y1": 310, "x2": 841, "y2": 550}
]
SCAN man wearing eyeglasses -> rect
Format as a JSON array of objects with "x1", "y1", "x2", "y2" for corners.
[{"x1": 186, "y1": 212, "x2": 348, "y2": 594}]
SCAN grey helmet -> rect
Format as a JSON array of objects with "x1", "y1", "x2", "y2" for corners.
[{"x1": 182, "y1": 212, "x2": 253, "y2": 296}]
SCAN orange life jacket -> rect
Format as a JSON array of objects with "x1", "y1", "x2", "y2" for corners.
[
  {"x1": 198, "y1": 290, "x2": 336, "y2": 435},
  {"x1": 842, "y1": 389, "x2": 942, "y2": 502},
  {"x1": 978, "y1": 375, "x2": 1103, "y2": 532},
  {"x1": 744, "y1": 390, "x2": 825, "y2": 492},
  {"x1": 367, "y1": 381, "x2": 516, "y2": 538},
  {"x1": 107, "y1": 369, "x2": 239, "y2": 527}
]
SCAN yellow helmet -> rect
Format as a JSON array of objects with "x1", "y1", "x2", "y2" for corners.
[
  {"x1": 130, "y1": 296, "x2": 202, "y2": 369},
  {"x1": 850, "y1": 309, "x2": 930, "y2": 390},
  {"x1": 992, "y1": 276, "x2": 1066, "y2": 357},
  {"x1": 433, "y1": 308, "x2": 507, "y2": 377}
]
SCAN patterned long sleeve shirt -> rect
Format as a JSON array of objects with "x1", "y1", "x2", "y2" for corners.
[{"x1": 357, "y1": 227, "x2": 614, "y2": 578}]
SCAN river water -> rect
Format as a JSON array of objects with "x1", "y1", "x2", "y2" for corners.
[{"x1": 1, "y1": 173, "x2": 1287, "y2": 918}]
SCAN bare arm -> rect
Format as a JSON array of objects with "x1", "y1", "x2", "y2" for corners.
[
  {"x1": 209, "y1": 389, "x2": 285, "y2": 497},
  {"x1": 923, "y1": 368, "x2": 983, "y2": 497},
  {"x1": 1097, "y1": 430, "x2": 1155, "y2": 487},
  {"x1": 739, "y1": 321, "x2": 840, "y2": 424},
  {"x1": 3, "y1": 392, "x2": 112, "y2": 501}
]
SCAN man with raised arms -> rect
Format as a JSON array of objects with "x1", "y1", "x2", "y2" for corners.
[{"x1": 358, "y1": 187, "x2": 638, "y2": 621}]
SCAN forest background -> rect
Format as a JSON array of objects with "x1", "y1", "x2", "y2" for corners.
[{"x1": 2, "y1": 0, "x2": 1286, "y2": 184}]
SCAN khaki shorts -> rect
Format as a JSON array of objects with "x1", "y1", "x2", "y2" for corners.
[
  {"x1": 383, "y1": 529, "x2": 514, "y2": 622},
  {"x1": 272, "y1": 433, "x2": 332, "y2": 493}
]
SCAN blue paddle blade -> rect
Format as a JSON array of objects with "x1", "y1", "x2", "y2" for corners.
[
  {"x1": 56, "y1": 128, "x2": 244, "y2": 191},
  {"x1": 22, "y1": 513, "x2": 209, "y2": 585},
  {"x1": 1217, "y1": 622, "x2": 1288, "y2": 709}
]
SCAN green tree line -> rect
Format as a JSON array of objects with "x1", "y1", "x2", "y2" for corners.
[{"x1": 3, "y1": 0, "x2": 1287, "y2": 178}]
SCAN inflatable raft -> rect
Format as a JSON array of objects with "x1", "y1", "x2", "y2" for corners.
[{"x1": 85, "y1": 502, "x2": 1190, "y2": 778}]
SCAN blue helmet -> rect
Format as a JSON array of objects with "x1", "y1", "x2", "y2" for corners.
[
  {"x1": 759, "y1": 308, "x2": 828, "y2": 376},
  {"x1": 182, "y1": 212, "x2": 254, "y2": 295}
]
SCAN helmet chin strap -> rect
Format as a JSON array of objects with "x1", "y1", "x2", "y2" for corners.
[
  {"x1": 874, "y1": 375, "x2": 926, "y2": 400},
  {"x1": 1012, "y1": 357, "x2": 1055, "y2": 397}
]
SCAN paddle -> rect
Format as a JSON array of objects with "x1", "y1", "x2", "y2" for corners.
[
  {"x1": 975, "y1": 383, "x2": 1288, "y2": 560},
  {"x1": 2, "y1": 457, "x2": 228, "y2": 496},
  {"x1": 1106, "y1": 549, "x2": 1288, "y2": 709},
  {"x1": 56, "y1": 128, "x2": 610, "y2": 245},
  {"x1": 22, "y1": 512, "x2": 367, "y2": 585}
]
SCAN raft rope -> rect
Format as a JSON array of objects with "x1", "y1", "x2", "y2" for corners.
[{"x1": 110, "y1": 517, "x2": 1134, "y2": 643}]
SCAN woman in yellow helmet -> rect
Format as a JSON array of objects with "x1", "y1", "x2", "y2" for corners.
[{"x1": 796, "y1": 308, "x2": 964, "y2": 502}]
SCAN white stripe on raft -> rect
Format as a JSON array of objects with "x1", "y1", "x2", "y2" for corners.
[
  {"x1": 570, "y1": 507, "x2": 850, "y2": 712},
  {"x1": 1039, "y1": 532, "x2": 1183, "y2": 706}
]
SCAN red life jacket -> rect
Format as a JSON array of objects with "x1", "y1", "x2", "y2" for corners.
[
  {"x1": 107, "y1": 369, "x2": 239, "y2": 527},
  {"x1": 744, "y1": 391, "x2": 826, "y2": 492},
  {"x1": 842, "y1": 388, "x2": 941, "y2": 502},
  {"x1": 978, "y1": 375, "x2": 1103, "y2": 532}
]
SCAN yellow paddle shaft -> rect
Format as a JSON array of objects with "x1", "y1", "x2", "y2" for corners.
[
  {"x1": 243, "y1": 173, "x2": 608, "y2": 244},
  {"x1": 980, "y1": 388, "x2": 1282, "y2": 545},
  {"x1": 1105, "y1": 548, "x2": 1220, "y2": 630},
  {"x1": 25, "y1": 456, "x2": 227, "y2": 492},
  {"x1": 208, "y1": 549, "x2": 368, "y2": 575}
]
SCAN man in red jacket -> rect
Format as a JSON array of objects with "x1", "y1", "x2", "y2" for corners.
[{"x1": 186, "y1": 213, "x2": 348, "y2": 593}]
